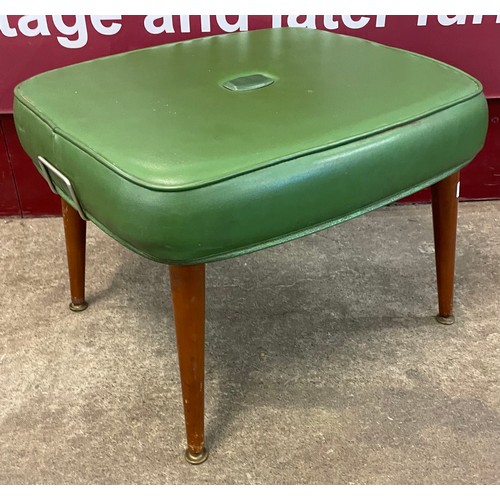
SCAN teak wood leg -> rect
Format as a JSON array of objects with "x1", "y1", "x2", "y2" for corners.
[
  {"x1": 169, "y1": 264, "x2": 208, "y2": 465},
  {"x1": 431, "y1": 172, "x2": 460, "y2": 325},
  {"x1": 61, "y1": 198, "x2": 88, "y2": 312}
]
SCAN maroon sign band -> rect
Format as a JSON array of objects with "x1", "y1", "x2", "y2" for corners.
[{"x1": 1, "y1": 15, "x2": 500, "y2": 112}]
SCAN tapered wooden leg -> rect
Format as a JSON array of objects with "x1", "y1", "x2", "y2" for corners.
[
  {"x1": 61, "y1": 198, "x2": 88, "y2": 312},
  {"x1": 169, "y1": 264, "x2": 208, "y2": 465},
  {"x1": 431, "y1": 172, "x2": 460, "y2": 325}
]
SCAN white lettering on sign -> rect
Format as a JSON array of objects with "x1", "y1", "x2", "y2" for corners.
[
  {"x1": 91, "y1": 16, "x2": 122, "y2": 36},
  {"x1": 144, "y1": 16, "x2": 175, "y2": 34},
  {"x1": 272, "y1": 15, "x2": 282, "y2": 28},
  {"x1": 0, "y1": 15, "x2": 498, "y2": 49},
  {"x1": 438, "y1": 15, "x2": 467, "y2": 26},
  {"x1": 342, "y1": 16, "x2": 370, "y2": 29},
  {"x1": 287, "y1": 15, "x2": 317, "y2": 29},
  {"x1": 52, "y1": 15, "x2": 88, "y2": 49},
  {"x1": 0, "y1": 15, "x2": 123, "y2": 48},
  {"x1": 200, "y1": 16, "x2": 211, "y2": 32},
  {"x1": 272, "y1": 15, "x2": 386, "y2": 30},
  {"x1": 18, "y1": 16, "x2": 50, "y2": 37},
  {"x1": 0, "y1": 15, "x2": 17, "y2": 36},
  {"x1": 323, "y1": 16, "x2": 339, "y2": 30},
  {"x1": 477, "y1": 15, "x2": 500, "y2": 24},
  {"x1": 179, "y1": 15, "x2": 191, "y2": 33},
  {"x1": 144, "y1": 15, "x2": 247, "y2": 35},
  {"x1": 216, "y1": 15, "x2": 248, "y2": 32},
  {"x1": 417, "y1": 15, "x2": 500, "y2": 26}
]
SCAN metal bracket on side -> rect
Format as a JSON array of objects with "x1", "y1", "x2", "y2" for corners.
[{"x1": 37, "y1": 156, "x2": 88, "y2": 220}]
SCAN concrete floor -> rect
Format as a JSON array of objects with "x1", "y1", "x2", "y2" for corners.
[{"x1": 0, "y1": 201, "x2": 499, "y2": 484}]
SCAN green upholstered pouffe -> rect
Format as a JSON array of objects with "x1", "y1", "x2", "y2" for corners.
[
  {"x1": 13, "y1": 28, "x2": 488, "y2": 464},
  {"x1": 14, "y1": 28, "x2": 487, "y2": 264}
]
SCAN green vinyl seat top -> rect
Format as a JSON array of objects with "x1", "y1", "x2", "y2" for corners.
[{"x1": 13, "y1": 28, "x2": 488, "y2": 264}]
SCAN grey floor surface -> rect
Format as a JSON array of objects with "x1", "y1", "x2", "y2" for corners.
[{"x1": 0, "y1": 201, "x2": 499, "y2": 484}]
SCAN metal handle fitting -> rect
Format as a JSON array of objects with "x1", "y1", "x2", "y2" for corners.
[{"x1": 37, "y1": 156, "x2": 88, "y2": 220}]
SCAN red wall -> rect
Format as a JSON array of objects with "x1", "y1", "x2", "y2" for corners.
[
  {"x1": 2, "y1": 100, "x2": 500, "y2": 217},
  {"x1": 403, "y1": 99, "x2": 500, "y2": 204},
  {"x1": 0, "y1": 115, "x2": 60, "y2": 216},
  {"x1": 0, "y1": 117, "x2": 21, "y2": 216}
]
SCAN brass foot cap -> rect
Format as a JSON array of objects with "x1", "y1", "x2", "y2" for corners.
[
  {"x1": 436, "y1": 314, "x2": 455, "y2": 325},
  {"x1": 69, "y1": 301, "x2": 88, "y2": 312},
  {"x1": 185, "y1": 448, "x2": 209, "y2": 465}
]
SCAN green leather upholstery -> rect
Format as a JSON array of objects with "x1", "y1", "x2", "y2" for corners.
[{"x1": 13, "y1": 28, "x2": 488, "y2": 264}]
